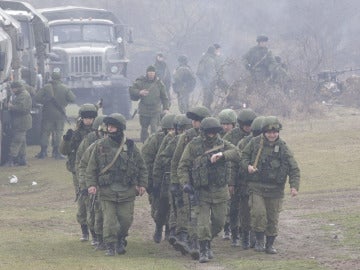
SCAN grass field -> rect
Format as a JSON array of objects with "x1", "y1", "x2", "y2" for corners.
[{"x1": 0, "y1": 105, "x2": 359, "y2": 270}]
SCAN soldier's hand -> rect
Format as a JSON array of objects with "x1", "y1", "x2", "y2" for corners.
[
  {"x1": 63, "y1": 128, "x2": 73, "y2": 141},
  {"x1": 88, "y1": 186, "x2": 97, "y2": 194},
  {"x1": 248, "y1": 165, "x2": 257, "y2": 174},
  {"x1": 228, "y1": 185, "x2": 235, "y2": 195},
  {"x1": 210, "y1": 152, "x2": 223, "y2": 163},
  {"x1": 139, "y1": 89, "x2": 149, "y2": 96},
  {"x1": 136, "y1": 186, "x2": 146, "y2": 196},
  {"x1": 290, "y1": 188, "x2": 298, "y2": 197}
]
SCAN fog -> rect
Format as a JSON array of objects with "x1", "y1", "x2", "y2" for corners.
[{"x1": 26, "y1": 0, "x2": 360, "y2": 115}]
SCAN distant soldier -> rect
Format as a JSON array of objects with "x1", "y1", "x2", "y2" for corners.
[
  {"x1": 60, "y1": 104, "x2": 98, "y2": 242},
  {"x1": 34, "y1": 72, "x2": 75, "y2": 159},
  {"x1": 5, "y1": 81, "x2": 32, "y2": 166},
  {"x1": 172, "y1": 55, "x2": 196, "y2": 113},
  {"x1": 178, "y1": 117, "x2": 236, "y2": 263},
  {"x1": 197, "y1": 46, "x2": 217, "y2": 110},
  {"x1": 86, "y1": 113, "x2": 148, "y2": 256},
  {"x1": 154, "y1": 52, "x2": 172, "y2": 102},
  {"x1": 243, "y1": 35, "x2": 276, "y2": 82},
  {"x1": 129, "y1": 66, "x2": 170, "y2": 142}
]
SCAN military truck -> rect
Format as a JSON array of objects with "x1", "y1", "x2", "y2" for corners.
[
  {"x1": 0, "y1": 1, "x2": 50, "y2": 89},
  {"x1": 0, "y1": 1, "x2": 51, "y2": 146},
  {"x1": 0, "y1": 9, "x2": 23, "y2": 164},
  {"x1": 39, "y1": 6, "x2": 132, "y2": 118}
]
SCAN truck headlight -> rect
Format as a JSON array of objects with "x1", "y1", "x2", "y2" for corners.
[
  {"x1": 110, "y1": 65, "x2": 119, "y2": 74},
  {"x1": 53, "y1": 67, "x2": 61, "y2": 73}
]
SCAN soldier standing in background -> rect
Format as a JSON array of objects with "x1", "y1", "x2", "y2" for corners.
[
  {"x1": 129, "y1": 66, "x2": 170, "y2": 142},
  {"x1": 178, "y1": 117, "x2": 235, "y2": 263},
  {"x1": 60, "y1": 104, "x2": 98, "y2": 242},
  {"x1": 86, "y1": 113, "x2": 148, "y2": 256},
  {"x1": 5, "y1": 82, "x2": 32, "y2": 166},
  {"x1": 34, "y1": 72, "x2": 75, "y2": 159},
  {"x1": 172, "y1": 55, "x2": 196, "y2": 113},
  {"x1": 154, "y1": 52, "x2": 172, "y2": 102}
]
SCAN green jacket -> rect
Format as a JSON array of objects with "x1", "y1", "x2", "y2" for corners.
[
  {"x1": 129, "y1": 76, "x2": 169, "y2": 115},
  {"x1": 223, "y1": 127, "x2": 249, "y2": 146},
  {"x1": 243, "y1": 45, "x2": 276, "y2": 79},
  {"x1": 172, "y1": 64, "x2": 196, "y2": 94},
  {"x1": 241, "y1": 135, "x2": 300, "y2": 198},
  {"x1": 86, "y1": 137, "x2": 148, "y2": 202},
  {"x1": 178, "y1": 134, "x2": 235, "y2": 203},
  {"x1": 34, "y1": 80, "x2": 75, "y2": 121},
  {"x1": 9, "y1": 87, "x2": 32, "y2": 131},
  {"x1": 78, "y1": 142, "x2": 96, "y2": 190},
  {"x1": 170, "y1": 128, "x2": 199, "y2": 185},
  {"x1": 196, "y1": 52, "x2": 216, "y2": 87},
  {"x1": 154, "y1": 60, "x2": 172, "y2": 92}
]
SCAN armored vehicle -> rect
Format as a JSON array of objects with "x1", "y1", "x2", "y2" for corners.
[{"x1": 39, "y1": 6, "x2": 132, "y2": 118}]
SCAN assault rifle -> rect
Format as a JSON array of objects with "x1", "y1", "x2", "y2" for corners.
[{"x1": 183, "y1": 183, "x2": 199, "y2": 207}]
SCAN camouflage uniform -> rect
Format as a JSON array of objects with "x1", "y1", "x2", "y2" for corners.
[
  {"x1": 34, "y1": 72, "x2": 75, "y2": 158},
  {"x1": 154, "y1": 53, "x2": 172, "y2": 101},
  {"x1": 172, "y1": 55, "x2": 196, "y2": 113},
  {"x1": 86, "y1": 114, "x2": 148, "y2": 256},
  {"x1": 7, "y1": 82, "x2": 32, "y2": 166},
  {"x1": 129, "y1": 66, "x2": 170, "y2": 142},
  {"x1": 178, "y1": 117, "x2": 235, "y2": 263}
]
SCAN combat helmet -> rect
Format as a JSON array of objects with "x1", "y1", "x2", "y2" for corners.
[
  {"x1": 103, "y1": 113, "x2": 126, "y2": 130},
  {"x1": 92, "y1": 115, "x2": 106, "y2": 131},
  {"x1": 160, "y1": 113, "x2": 176, "y2": 129},
  {"x1": 175, "y1": 114, "x2": 192, "y2": 128},
  {"x1": 218, "y1": 109, "x2": 237, "y2": 125},
  {"x1": 51, "y1": 71, "x2": 61, "y2": 80},
  {"x1": 251, "y1": 116, "x2": 265, "y2": 136},
  {"x1": 200, "y1": 117, "x2": 223, "y2": 134},
  {"x1": 237, "y1": 109, "x2": 257, "y2": 126},
  {"x1": 262, "y1": 116, "x2": 282, "y2": 132},
  {"x1": 256, "y1": 35, "x2": 269, "y2": 43},
  {"x1": 186, "y1": 106, "x2": 211, "y2": 121},
  {"x1": 79, "y1": 103, "x2": 98, "y2": 119}
]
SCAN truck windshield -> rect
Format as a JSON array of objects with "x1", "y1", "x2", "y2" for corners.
[{"x1": 51, "y1": 24, "x2": 114, "y2": 44}]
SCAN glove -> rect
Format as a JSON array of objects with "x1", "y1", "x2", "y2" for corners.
[{"x1": 63, "y1": 129, "x2": 73, "y2": 141}]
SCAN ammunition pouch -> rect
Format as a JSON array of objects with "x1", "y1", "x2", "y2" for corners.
[
  {"x1": 160, "y1": 172, "x2": 171, "y2": 198},
  {"x1": 98, "y1": 171, "x2": 114, "y2": 187},
  {"x1": 192, "y1": 155, "x2": 209, "y2": 188}
]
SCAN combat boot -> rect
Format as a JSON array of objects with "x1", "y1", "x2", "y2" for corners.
[
  {"x1": 116, "y1": 236, "x2": 127, "y2": 255},
  {"x1": 189, "y1": 237, "x2": 200, "y2": 260},
  {"x1": 199, "y1": 240, "x2": 209, "y2": 263},
  {"x1": 95, "y1": 234, "x2": 106, "y2": 251},
  {"x1": 168, "y1": 227, "x2": 177, "y2": 246},
  {"x1": 153, "y1": 223, "x2": 162, "y2": 243},
  {"x1": 254, "y1": 232, "x2": 265, "y2": 252},
  {"x1": 222, "y1": 222, "x2": 231, "y2": 240},
  {"x1": 242, "y1": 230, "x2": 250, "y2": 250},
  {"x1": 174, "y1": 231, "x2": 190, "y2": 255},
  {"x1": 80, "y1": 224, "x2": 89, "y2": 242},
  {"x1": 105, "y1": 242, "x2": 116, "y2": 256},
  {"x1": 35, "y1": 146, "x2": 47, "y2": 159},
  {"x1": 231, "y1": 227, "x2": 240, "y2": 247},
  {"x1": 52, "y1": 146, "x2": 65, "y2": 160},
  {"x1": 207, "y1": 240, "x2": 214, "y2": 259},
  {"x1": 265, "y1": 236, "x2": 277, "y2": 254},
  {"x1": 90, "y1": 229, "x2": 97, "y2": 246}
]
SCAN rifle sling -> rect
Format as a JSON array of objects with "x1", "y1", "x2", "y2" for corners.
[
  {"x1": 253, "y1": 134, "x2": 264, "y2": 169},
  {"x1": 99, "y1": 136, "x2": 126, "y2": 175},
  {"x1": 204, "y1": 144, "x2": 224, "y2": 155}
]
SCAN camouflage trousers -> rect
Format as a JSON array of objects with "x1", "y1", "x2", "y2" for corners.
[
  {"x1": 249, "y1": 192, "x2": 283, "y2": 236},
  {"x1": 239, "y1": 193, "x2": 251, "y2": 232},
  {"x1": 40, "y1": 118, "x2": 65, "y2": 149},
  {"x1": 168, "y1": 192, "x2": 177, "y2": 229},
  {"x1": 229, "y1": 186, "x2": 241, "y2": 230},
  {"x1": 9, "y1": 130, "x2": 27, "y2": 158},
  {"x1": 175, "y1": 194, "x2": 198, "y2": 240},
  {"x1": 197, "y1": 200, "x2": 227, "y2": 241},
  {"x1": 101, "y1": 199, "x2": 134, "y2": 244},
  {"x1": 139, "y1": 113, "x2": 160, "y2": 143},
  {"x1": 176, "y1": 91, "x2": 191, "y2": 114},
  {"x1": 87, "y1": 195, "x2": 103, "y2": 235},
  {"x1": 152, "y1": 194, "x2": 170, "y2": 226}
]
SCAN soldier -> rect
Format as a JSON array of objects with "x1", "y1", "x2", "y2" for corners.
[
  {"x1": 212, "y1": 116, "x2": 300, "y2": 254},
  {"x1": 178, "y1": 117, "x2": 235, "y2": 263},
  {"x1": 170, "y1": 106, "x2": 210, "y2": 259},
  {"x1": 75, "y1": 115, "x2": 106, "y2": 246},
  {"x1": 154, "y1": 52, "x2": 172, "y2": 102},
  {"x1": 218, "y1": 108, "x2": 237, "y2": 138},
  {"x1": 60, "y1": 103, "x2": 98, "y2": 242},
  {"x1": 129, "y1": 65, "x2": 170, "y2": 142},
  {"x1": 172, "y1": 55, "x2": 196, "y2": 113},
  {"x1": 141, "y1": 113, "x2": 176, "y2": 243},
  {"x1": 243, "y1": 35, "x2": 276, "y2": 83},
  {"x1": 222, "y1": 108, "x2": 257, "y2": 241},
  {"x1": 196, "y1": 46, "x2": 217, "y2": 110},
  {"x1": 86, "y1": 113, "x2": 148, "y2": 256},
  {"x1": 34, "y1": 72, "x2": 75, "y2": 159},
  {"x1": 5, "y1": 81, "x2": 32, "y2": 166}
]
